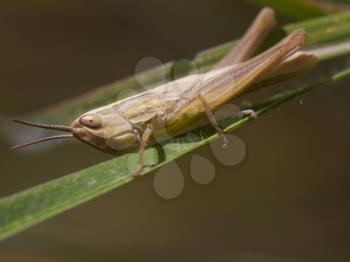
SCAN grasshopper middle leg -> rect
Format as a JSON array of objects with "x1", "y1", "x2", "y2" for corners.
[
  {"x1": 134, "y1": 124, "x2": 154, "y2": 176},
  {"x1": 199, "y1": 94, "x2": 228, "y2": 147}
]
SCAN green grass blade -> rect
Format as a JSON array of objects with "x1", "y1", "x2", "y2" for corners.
[{"x1": 1, "y1": 67, "x2": 350, "y2": 241}]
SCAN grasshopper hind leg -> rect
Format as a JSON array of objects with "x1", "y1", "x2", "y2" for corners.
[{"x1": 213, "y1": 7, "x2": 277, "y2": 69}]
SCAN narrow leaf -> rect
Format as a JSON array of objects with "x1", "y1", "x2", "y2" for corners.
[{"x1": 1, "y1": 67, "x2": 350, "y2": 241}]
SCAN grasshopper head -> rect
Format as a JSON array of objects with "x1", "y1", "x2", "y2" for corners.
[
  {"x1": 70, "y1": 109, "x2": 139, "y2": 154},
  {"x1": 12, "y1": 109, "x2": 140, "y2": 154}
]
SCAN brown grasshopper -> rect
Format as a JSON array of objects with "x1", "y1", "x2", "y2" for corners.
[{"x1": 13, "y1": 8, "x2": 318, "y2": 175}]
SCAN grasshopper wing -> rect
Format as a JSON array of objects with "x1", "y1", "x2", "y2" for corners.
[{"x1": 165, "y1": 29, "x2": 308, "y2": 125}]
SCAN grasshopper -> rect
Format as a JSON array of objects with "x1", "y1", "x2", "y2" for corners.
[{"x1": 13, "y1": 8, "x2": 318, "y2": 176}]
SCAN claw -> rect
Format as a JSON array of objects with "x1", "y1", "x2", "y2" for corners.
[{"x1": 241, "y1": 109, "x2": 257, "y2": 119}]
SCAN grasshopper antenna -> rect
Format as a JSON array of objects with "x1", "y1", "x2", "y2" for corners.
[
  {"x1": 12, "y1": 134, "x2": 74, "y2": 150},
  {"x1": 12, "y1": 119, "x2": 73, "y2": 132},
  {"x1": 12, "y1": 118, "x2": 74, "y2": 149}
]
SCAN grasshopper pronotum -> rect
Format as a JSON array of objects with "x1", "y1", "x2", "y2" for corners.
[{"x1": 13, "y1": 8, "x2": 318, "y2": 175}]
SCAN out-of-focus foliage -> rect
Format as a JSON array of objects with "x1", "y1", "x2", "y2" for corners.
[{"x1": 247, "y1": 0, "x2": 350, "y2": 19}]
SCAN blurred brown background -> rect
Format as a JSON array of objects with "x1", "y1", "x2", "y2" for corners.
[{"x1": 0, "y1": 1, "x2": 350, "y2": 261}]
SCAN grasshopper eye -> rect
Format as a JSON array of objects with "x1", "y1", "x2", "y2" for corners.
[{"x1": 79, "y1": 114, "x2": 103, "y2": 129}]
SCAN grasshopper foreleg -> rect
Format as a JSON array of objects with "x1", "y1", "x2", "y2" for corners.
[{"x1": 134, "y1": 124, "x2": 154, "y2": 176}]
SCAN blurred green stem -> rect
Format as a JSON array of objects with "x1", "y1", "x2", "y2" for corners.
[{"x1": 247, "y1": 0, "x2": 350, "y2": 19}]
